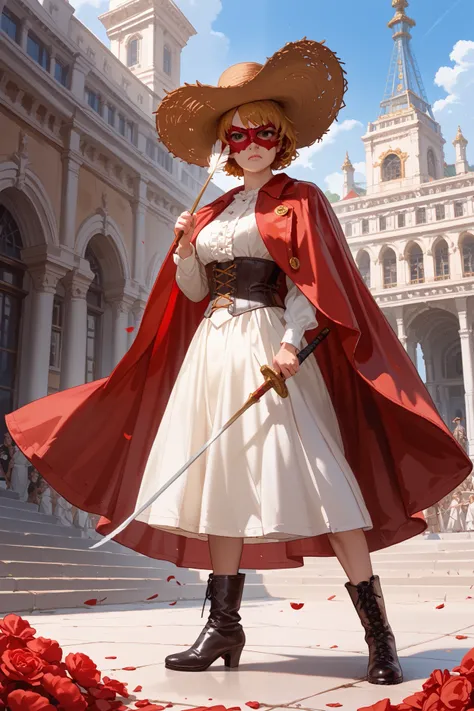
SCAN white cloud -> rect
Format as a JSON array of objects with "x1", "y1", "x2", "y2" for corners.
[
  {"x1": 432, "y1": 40, "x2": 474, "y2": 163},
  {"x1": 324, "y1": 161, "x2": 366, "y2": 197},
  {"x1": 292, "y1": 119, "x2": 364, "y2": 170},
  {"x1": 433, "y1": 40, "x2": 474, "y2": 113},
  {"x1": 173, "y1": 0, "x2": 229, "y2": 86}
]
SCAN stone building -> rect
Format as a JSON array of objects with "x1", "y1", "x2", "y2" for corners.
[
  {"x1": 0, "y1": 0, "x2": 221, "y2": 525},
  {"x1": 334, "y1": 0, "x2": 474, "y2": 461}
]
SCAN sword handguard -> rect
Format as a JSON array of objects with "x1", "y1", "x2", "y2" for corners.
[{"x1": 260, "y1": 364, "x2": 289, "y2": 398}]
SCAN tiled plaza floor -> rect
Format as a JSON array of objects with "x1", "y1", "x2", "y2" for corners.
[{"x1": 26, "y1": 596, "x2": 474, "y2": 711}]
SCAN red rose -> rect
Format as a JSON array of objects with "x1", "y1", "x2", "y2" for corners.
[
  {"x1": 0, "y1": 648, "x2": 44, "y2": 685},
  {"x1": 400, "y1": 690, "x2": 427, "y2": 709},
  {"x1": 42, "y1": 673, "x2": 87, "y2": 711},
  {"x1": 439, "y1": 676, "x2": 472, "y2": 709},
  {"x1": 454, "y1": 649, "x2": 474, "y2": 679},
  {"x1": 0, "y1": 615, "x2": 36, "y2": 642},
  {"x1": 42, "y1": 662, "x2": 67, "y2": 677},
  {"x1": 65, "y1": 652, "x2": 100, "y2": 688},
  {"x1": 422, "y1": 669, "x2": 451, "y2": 694},
  {"x1": 27, "y1": 638, "x2": 62, "y2": 664},
  {"x1": 102, "y1": 677, "x2": 129, "y2": 698},
  {"x1": 7, "y1": 690, "x2": 55, "y2": 711}
]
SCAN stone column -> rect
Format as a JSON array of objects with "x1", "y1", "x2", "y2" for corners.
[
  {"x1": 70, "y1": 54, "x2": 90, "y2": 99},
  {"x1": 20, "y1": 19, "x2": 30, "y2": 52},
  {"x1": 23, "y1": 262, "x2": 67, "y2": 402},
  {"x1": 394, "y1": 306, "x2": 407, "y2": 350},
  {"x1": 422, "y1": 351, "x2": 436, "y2": 401},
  {"x1": 450, "y1": 233, "x2": 464, "y2": 280},
  {"x1": 110, "y1": 297, "x2": 135, "y2": 368},
  {"x1": 60, "y1": 129, "x2": 82, "y2": 250},
  {"x1": 132, "y1": 177, "x2": 148, "y2": 286},
  {"x1": 49, "y1": 49, "x2": 56, "y2": 80},
  {"x1": 424, "y1": 248, "x2": 435, "y2": 282},
  {"x1": 129, "y1": 298, "x2": 147, "y2": 347},
  {"x1": 60, "y1": 268, "x2": 94, "y2": 390},
  {"x1": 406, "y1": 337, "x2": 417, "y2": 367},
  {"x1": 456, "y1": 297, "x2": 474, "y2": 456}
]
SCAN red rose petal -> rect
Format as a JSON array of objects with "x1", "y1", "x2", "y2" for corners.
[
  {"x1": 122, "y1": 666, "x2": 137, "y2": 671},
  {"x1": 146, "y1": 594, "x2": 159, "y2": 600},
  {"x1": 327, "y1": 595, "x2": 336, "y2": 601},
  {"x1": 169, "y1": 601, "x2": 177, "y2": 606},
  {"x1": 326, "y1": 705, "x2": 343, "y2": 708},
  {"x1": 467, "y1": 596, "x2": 473, "y2": 599},
  {"x1": 456, "y1": 635, "x2": 468, "y2": 640},
  {"x1": 290, "y1": 602, "x2": 304, "y2": 610},
  {"x1": 135, "y1": 701, "x2": 150, "y2": 708},
  {"x1": 330, "y1": 645, "x2": 338, "y2": 648},
  {"x1": 105, "y1": 655, "x2": 117, "y2": 659},
  {"x1": 246, "y1": 702, "x2": 261, "y2": 709},
  {"x1": 123, "y1": 433, "x2": 132, "y2": 440},
  {"x1": 84, "y1": 598, "x2": 98, "y2": 605},
  {"x1": 166, "y1": 576, "x2": 175, "y2": 582},
  {"x1": 436, "y1": 603, "x2": 445, "y2": 609},
  {"x1": 125, "y1": 326, "x2": 135, "y2": 333},
  {"x1": 176, "y1": 581, "x2": 182, "y2": 586},
  {"x1": 133, "y1": 686, "x2": 143, "y2": 692}
]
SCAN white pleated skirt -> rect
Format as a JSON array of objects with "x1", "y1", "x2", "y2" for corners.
[{"x1": 135, "y1": 306, "x2": 372, "y2": 543}]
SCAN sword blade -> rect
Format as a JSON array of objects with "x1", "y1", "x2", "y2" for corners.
[
  {"x1": 89, "y1": 395, "x2": 259, "y2": 550},
  {"x1": 89, "y1": 327, "x2": 331, "y2": 551}
]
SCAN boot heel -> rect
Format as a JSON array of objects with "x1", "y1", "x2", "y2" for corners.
[{"x1": 223, "y1": 644, "x2": 244, "y2": 669}]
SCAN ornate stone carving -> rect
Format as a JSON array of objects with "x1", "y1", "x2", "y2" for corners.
[{"x1": 11, "y1": 131, "x2": 30, "y2": 190}]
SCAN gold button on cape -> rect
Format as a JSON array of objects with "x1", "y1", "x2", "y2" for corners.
[{"x1": 274, "y1": 205, "x2": 289, "y2": 216}]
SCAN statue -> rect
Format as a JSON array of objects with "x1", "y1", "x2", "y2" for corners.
[{"x1": 452, "y1": 417, "x2": 468, "y2": 452}]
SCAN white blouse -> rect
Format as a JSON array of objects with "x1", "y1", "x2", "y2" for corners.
[{"x1": 173, "y1": 188, "x2": 318, "y2": 348}]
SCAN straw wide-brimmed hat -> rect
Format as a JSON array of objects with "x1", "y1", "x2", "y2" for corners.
[{"x1": 155, "y1": 38, "x2": 347, "y2": 167}]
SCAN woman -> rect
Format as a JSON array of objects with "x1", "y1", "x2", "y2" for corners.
[{"x1": 5, "y1": 39, "x2": 472, "y2": 686}]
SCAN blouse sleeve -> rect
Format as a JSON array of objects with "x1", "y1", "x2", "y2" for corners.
[
  {"x1": 281, "y1": 275, "x2": 318, "y2": 349},
  {"x1": 173, "y1": 244, "x2": 209, "y2": 302}
]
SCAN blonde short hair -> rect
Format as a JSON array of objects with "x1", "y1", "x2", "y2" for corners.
[{"x1": 216, "y1": 100, "x2": 298, "y2": 178}]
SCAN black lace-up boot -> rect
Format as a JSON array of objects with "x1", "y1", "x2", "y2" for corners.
[
  {"x1": 345, "y1": 575, "x2": 403, "y2": 685},
  {"x1": 165, "y1": 573, "x2": 246, "y2": 672}
]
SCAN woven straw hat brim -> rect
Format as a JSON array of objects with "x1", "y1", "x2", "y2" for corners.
[{"x1": 155, "y1": 38, "x2": 347, "y2": 167}]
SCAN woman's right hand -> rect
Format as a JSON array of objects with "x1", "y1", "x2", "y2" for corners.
[{"x1": 174, "y1": 211, "x2": 196, "y2": 247}]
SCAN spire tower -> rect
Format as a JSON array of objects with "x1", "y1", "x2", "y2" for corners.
[{"x1": 381, "y1": 0, "x2": 433, "y2": 118}]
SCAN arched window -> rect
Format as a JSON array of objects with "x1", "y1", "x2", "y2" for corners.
[
  {"x1": 356, "y1": 251, "x2": 371, "y2": 288},
  {"x1": 382, "y1": 154, "x2": 402, "y2": 182},
  {"x1": 434, "y1": 240, "x2": 450, "y2": 280},
  {"x1": 362, "y1": 218, "x2": 369, "y2": 235},
  {"x1": 408, "y1": 244, "x2": 424, "y2": 284},
  {"x1": 382, "y1": 248, "x2": 397, "y2": 288},
  {"x1": 427, "y1": 149, "x2": 437, "y2": 180},
  {"x1": 0, "y1": 205, "x2": 25, "y2": 441},
  {"x1": 127, "y1": 38, "x2": 139, "y2": 67},
  {"x1": 163, "y1": 44, "x2": 172, "y2": 76},
  {"x1": 462, "y1": 234, "x2": 474, "y2": 277},
  {"x1": 85, "y1": 245, "x2": 104, "y2": 383}
]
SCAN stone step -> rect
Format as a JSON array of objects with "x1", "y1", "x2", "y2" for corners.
[
  {"x1": 255, "y1": 572, "x2": 474, "y2": 587},
  {"x1": 0, "y1": 584, "x2": 211, "y2": 614},
  {"x1": 0, "y1": 529, "x2": 125, "y2": 550},
  {"x1": 0, "y1": 518, "x2": 83, "y2": 537},
  {"x1": 0, "y1": 541, "x2": 172, "y2": 567},
  {"x1": 290, "y1": 559, "x2": 474, "y2": 573},
  {"x1": 0, "y1": 498, "x2": 39, "y2": 513},
  {"x1": 0, "y1": 560, "x2": 191, "y2": 579},
  {"x1": 0, "y1": 504, "x2": 59, "y2": 525},
  {"x1": 8, "y1": 577, "x2": 190, "y2": 592},
  {"x1": 0, "y1": 489, "x2": 20, "y2": 500}
]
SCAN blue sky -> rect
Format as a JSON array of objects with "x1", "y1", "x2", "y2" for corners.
[{"x1": 77, "y1": 0, "x2": 474, "y2": 195}]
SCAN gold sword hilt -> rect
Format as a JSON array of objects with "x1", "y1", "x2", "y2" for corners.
[{"x1": 260, "y1": 364, "x2": 289, "y2": 398}]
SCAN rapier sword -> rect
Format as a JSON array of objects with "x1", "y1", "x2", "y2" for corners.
[{"x1": 90, "y1": 327, "x2": 330, "y2": 550}]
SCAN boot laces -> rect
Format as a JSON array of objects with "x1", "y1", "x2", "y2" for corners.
[
  {"x1": 357, "y1": 584, "x2": 394, "y2": 662},
  {"x1": 201, "y1": 577, "x2": 213, "y2": 619}
]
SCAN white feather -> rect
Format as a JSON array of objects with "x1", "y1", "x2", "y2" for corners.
[{"x1": 207, "y1": 140, "x2": 230, "y2": 175}]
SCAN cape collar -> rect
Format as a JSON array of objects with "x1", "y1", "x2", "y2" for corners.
[{"x1": 211, "y1": 172, "x2": 295, "y2": 210}]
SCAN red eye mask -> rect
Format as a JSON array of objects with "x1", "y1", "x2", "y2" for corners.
[{"x1": 225, "y1": 123, "x2": 280, "y2": 153}]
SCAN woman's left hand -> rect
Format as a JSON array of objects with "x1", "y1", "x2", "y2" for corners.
[{"x1": 272, "y1": 343, "x2": 299, "y2": 379}]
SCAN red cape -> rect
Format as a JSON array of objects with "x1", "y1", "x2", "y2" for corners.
[{"x1": 6, "y1": 173, "x2": 471, "y2": 570}]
